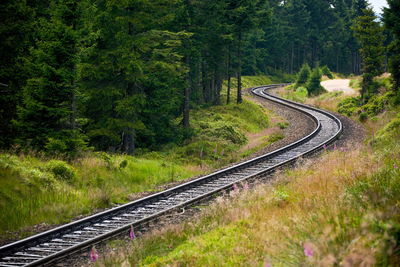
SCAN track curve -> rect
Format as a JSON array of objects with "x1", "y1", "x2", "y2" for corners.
[{"x1": 0, "y1": 84, "x2": 342, "y2": 267}]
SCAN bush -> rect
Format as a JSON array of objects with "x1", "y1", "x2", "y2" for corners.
[
  {"x1": 295, "y1": 63, "x2": 311, "y2": 87},
  {"x1": 209, "y1": 124, "x2": 247, "y2": 145},
  {"x1": 46, "y1": 160, "x2": 76, "y2": 182},
  {"x1": 307, "y1": 68, "x2": 326, "y2": 96},
  {"x1": 321, "y1": 65, "x2": 334, "y2": 79},
  {"x1": 338, "y1": 97, "x2": 361, "y2": 116},
  {"x1": 45, "y1": 130, "x2": 90, "y2": 157}
]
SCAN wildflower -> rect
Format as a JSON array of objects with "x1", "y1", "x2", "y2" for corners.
[
  {"x1": 243, "y1": 182, "x2": 249, "y2": 191},
  {"x1": 233, "y1": 183, "x2": 239, "y2": 191},
  {"x1": 129, "y1": 225, "x2": 135, "y2": 240},
  {"x1": 323, "y1": 144, "x2": 327, "y2": 151},
  {"x1": 303, "y1": 243, "x2": 314, "y2": 257},
  {"x1": 394, "y1": 163, "x2": 398, "y2": 169},
  {"x1": 333, "y1": 143, "x2": 337, "y2": 151},
  {"x1": 264, "y1": 261, "x2": 272, "y2": 267},
  {"x1": 90, "y1": 246, "x2": 99, "y2": 262},
  {"x1": 221, "y1": 149, "x2": 225, "y2": 157}
]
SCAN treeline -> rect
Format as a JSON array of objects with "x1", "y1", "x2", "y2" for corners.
[{"x1": 0, "y1": 0, "x2": 398, "y2": 155}]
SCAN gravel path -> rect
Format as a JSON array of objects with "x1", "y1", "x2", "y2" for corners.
[{"x1": 321, "y1": 79, "x2": 356, "y2": 95}]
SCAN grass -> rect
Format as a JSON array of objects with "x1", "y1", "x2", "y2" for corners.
[
  {"x1": 94, "y1": 82, "x2": 400, "y2": 266},
  {"x1": 0, "y1": 75, "x2": 286, "y2": 239}
]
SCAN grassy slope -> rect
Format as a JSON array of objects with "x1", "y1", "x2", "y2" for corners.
[
  {"x1": 96, "y1": 82, "x2": 400, "y2": 266},
  {"x1": 0, "y1": 75, "x2": 282, "y2": 239}
]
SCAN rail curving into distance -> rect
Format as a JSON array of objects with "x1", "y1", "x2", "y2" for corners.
[{"x1": 0, "y1": 84, "x2": 342, "y2": 267}]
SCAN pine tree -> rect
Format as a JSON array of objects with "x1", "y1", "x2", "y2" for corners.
[
  {"x1": 15, "y1": 0, "x2": 87, "y2": 154},
  {"x1": 383, "y1": 0, "x2": 400, "y2": 98},
  {"x1": 307, "y1": 68, "x2": 325, "y2": 95},
  {"x1": 296, "y1": 63, "x2": 311, "y2": 87},
  {"x1": 352, "y1": 7, "x2": 384, "y2": 100},
  {"x1": 0, "y1": 0, "x2": 34, "y2": 148}
]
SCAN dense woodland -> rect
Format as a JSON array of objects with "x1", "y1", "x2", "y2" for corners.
[{"x1": 1, "y1": 0, "x2": 399, "y2": 155}]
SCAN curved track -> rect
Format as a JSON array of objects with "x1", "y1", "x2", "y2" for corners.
[{"x1": 0, "y1": 84, "x2": 342, "y2": 267}]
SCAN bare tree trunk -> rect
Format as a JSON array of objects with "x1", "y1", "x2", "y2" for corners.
[
  {"x1": 183, "y1": 56, "x2": 190, "y2": 128},
  {"x1": 237, "y1": 31, "x2": 243, "y2": 104},
  {"x1": 227, "y1": 45, "x2": 231, "y2": 105}
]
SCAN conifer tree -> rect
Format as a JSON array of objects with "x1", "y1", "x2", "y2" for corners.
[
  {"x1": 383, "y1": 0, "x2": 400, "y2": 97},
  {"x1": 296, "y1": 63, "x2": 311, "y2": 87},
  {"x1": 352, "y1": 7, "x2": 384, "y2": 100},
  {"x1": 16, "y1": 0, "x2": 87, "y2": 153},
  {"x1": 307, "y1": 68, "x2": 325, "y2": 96}
]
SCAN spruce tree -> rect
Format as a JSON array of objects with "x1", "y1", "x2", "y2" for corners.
[
  {"x1": 383, "y1": 0, "x2": 400, "y2": 97},
  {"x1": 307, "y1": 68, "x2": 325, "y2": 96},
  {"x1": 296, "y1": 63, "x2": 311, "y2": 87},
  {"x1": 16, "y1": 0, "x2": 86, "y2": 154},
  {"x1": 352, "y1": 7, "x2": 384, "y2": 100}
]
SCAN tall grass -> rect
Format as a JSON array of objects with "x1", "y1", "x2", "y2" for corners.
[{"x1": 95, "y1": 112, "x2": 400, "y2": 266}]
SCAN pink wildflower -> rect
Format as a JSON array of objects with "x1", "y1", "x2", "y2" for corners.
[
  {"x1": 90, "y1": 246, "x2": 99, "y2": 262},
  {"x1": 323, "y1": 144, "x2": 327, "y2": 151},
  {"x1": 129, "y1": 225, "x2": 135, "y2": 240},
  {"x1": 394, "y1": 163, "x2": 398, "y2": 169},
  {"x1": 233, "y1": 183, "x2": 239, "y2": 191},
  {"x1": 303, "y1": 243, "x2": 314, "y2": 257},
  {"x1": 264, "y1": 261, "x2": 272, "y2": 267},
  {"x1": 243, "y1": 182, "x2": 249, "y2": 191},
  {"x1": 333, "y1": 143, "x2": 337, "y2": 151}
]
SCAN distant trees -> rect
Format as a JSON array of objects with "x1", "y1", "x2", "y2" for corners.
[
  {"x1": 352, "y1": 7, "x2": 384, "y2": 101},
  {"x1": 0, "y1": 0, "x2": 398, "y2": 154}
]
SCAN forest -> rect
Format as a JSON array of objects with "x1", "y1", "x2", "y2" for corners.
[{"x1": 1, "y1": 0, "x2": 399, "y2": 156}]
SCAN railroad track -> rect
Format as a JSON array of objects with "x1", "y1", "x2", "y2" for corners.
[{"x1": 0, "y1": 84, "x2": 342, "y2": 267}]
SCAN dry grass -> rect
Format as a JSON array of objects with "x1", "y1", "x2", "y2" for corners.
[{"x1": 94, "y1": 131, "x2": 400, "y2": 266}]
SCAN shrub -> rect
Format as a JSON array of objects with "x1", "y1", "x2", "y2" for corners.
[
  {"x1": 211, "y1": 124, "x2": 247, "y2": 145},
  {"x1": 307, "y1": 68, "x2": 326, "y2": 96},
  {"x1": 46, "y1": 160, "x2": 76, "y2": 182},
  {"x1": 321, "y1": 65, "x2": 334, "y2": 79},
  {"x1": 296, "y1": 63, "x2": 311, "y2": 87},
  {"x1": 338, "y1": 97, "x2": 361, "y2": 116}
]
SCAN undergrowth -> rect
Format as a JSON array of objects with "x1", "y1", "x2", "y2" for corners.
[
  {"x1": 94, "y1": 81, "x2": 400, "y2": 266},
  {"x1": 0, "y1": 76, "x2": 284, "y2": 239}
]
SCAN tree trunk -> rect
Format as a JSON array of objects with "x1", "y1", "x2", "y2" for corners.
[
  {"x1": 237, "y1": 31, "x2": 243, "y2": 104},
  {"x1": 227, "y1": 46, "x2": 231, "y2": 105},
  {"x1": 121, "y1": 130, "x2": 135, "y2": 155},
  {"x1": 183, "y1": 56, "x2": 190, "y2": 128}
]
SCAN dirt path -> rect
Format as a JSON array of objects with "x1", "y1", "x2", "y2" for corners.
[{"x1": 321, "y1": 79, "x2": 356, "y2": 95}]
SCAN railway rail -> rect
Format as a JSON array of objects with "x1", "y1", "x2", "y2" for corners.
[{"x1": 0, "y1": 84, "x2": 342, "y2": 267}]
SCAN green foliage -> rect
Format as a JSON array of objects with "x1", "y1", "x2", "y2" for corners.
[
  {"x1": 321, "y1": 65, "x2": 334, "y2": 79},
  {"x1": 352, "y1": 7, "x2": 385, "y2": 100},
  {"x1": 46, "y1": 160, "x2": 76, "y2": 182},
  {"x1": 295, "y1": 64, "x2": 311, "y2": 87},
  {"x1": 307, "y1": 68, "x2": 326, "y2": 96},
  {"x1": 338, "y1": 90, "x2": 394, "y2": 119},
  {"x1": 383, "y1": 1, "x2": 400, "y2": 94},
  {"x1": 337, "y1": 97, "x2": 361, "y2": 116}
]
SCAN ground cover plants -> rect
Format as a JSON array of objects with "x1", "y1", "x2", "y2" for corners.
[
  {"x1": 0, "y1": 76, "x2": 285, "y2": 240},
  {"x1": 93, "y1": 81, "x2": 400, "y2": 267}
]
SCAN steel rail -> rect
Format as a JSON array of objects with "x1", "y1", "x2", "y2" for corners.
[{"x1": 0, "y1": 84, "x2": 342, "y2": 267}]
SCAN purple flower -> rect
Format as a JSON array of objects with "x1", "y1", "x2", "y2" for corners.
[
  {"x1": 233, "y1": 183, "x2": 239, "y2": 191},
  {"x1": 243, "y1": 182, "x2": 249, "y2": 191},
  {"x1": 129, "y1": 225, "x2": 135, "y2": 240},
  {"x1": 264, "y1": 261, "x2": 272, "y2": 267},
  {"x1": 333, "y1": 144, "x2": 337, "y2": 151},
  {"x1": 303, "y1": 243, "x2": 313, "y2": 257},
  {"x1": 90, "y1": 246, "x2": 99, "y2": 262},
  {"x1": 323, "y1": 144, "x2": 327, "y2": 151},
  {"x1": 394, "y1": 163, "x2": 398, "y2": 169}
]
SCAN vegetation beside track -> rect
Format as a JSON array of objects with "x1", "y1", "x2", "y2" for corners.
[
  {"x1": 95, "y1": 80, "x2": 400, "y2": 266},
  {"x1": 0, "y1": 76, "x2": 285, "y2": 240}
]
